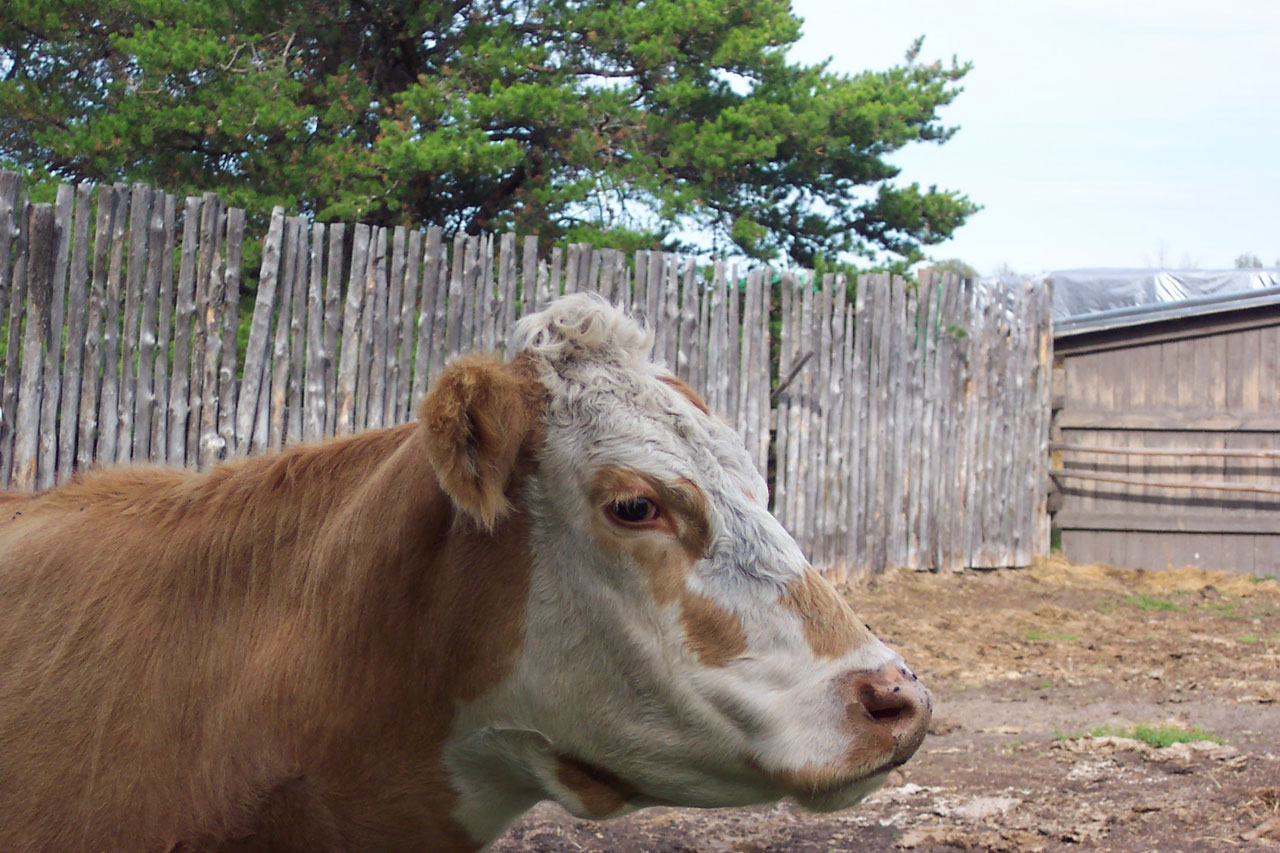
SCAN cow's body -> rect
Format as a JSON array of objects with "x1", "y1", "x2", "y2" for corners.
[{"x1": 0, "y1": 296, "x2": 929, "y2": 851}]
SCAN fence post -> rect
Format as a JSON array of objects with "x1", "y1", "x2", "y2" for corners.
[{"x1": 12, "y1": 204, "x2": 55, "y2": 490}]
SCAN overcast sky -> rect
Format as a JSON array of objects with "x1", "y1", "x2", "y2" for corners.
[{"x1": 787, "y1": 0, "x2": 1280, "y2": 275}]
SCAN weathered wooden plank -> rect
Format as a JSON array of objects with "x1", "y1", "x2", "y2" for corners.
[
  {"x1": 96, "y1": 185, "x2": 131, "y2": 466},
  {"x1": 833, "y1": 302, "x2": 854, "y2": 579},
  {"x1": 363, "y1": 226, "x2": 390, "y2": 430},
  {"x1": 321, "y1": 222, "x2": 346, "y2": 438},
  {"x1": 354, "y1": 229, "x2": 380, "y2": 431},
  {"x1": 1, "y1": 195, "x2": 31, "y2": 486},
  {"x1": 972, "y1": 286, "x2": 1002, "y2": 566},
  {"x1": 217, "y1": 207, "x2": 243, "y2": 456},
  {"x1": 413, "y1": 226, "x2": 444, "y2": 408},
  {"x1": 645, "y1": 251, "x2": 664, "y2": 360},
  {"x1": 149, "y1": 194, "x2": 178, "y2": 463},
  {"x1": 114, "y1": 183, "x2": 150, "y2": 464},
  {"x1": 499, "y1": 232, "x2": 518, "y2": 350},
  {"x1": 694, "y1": 268, "x2": 711, "y2": 397},
  {"x1": 955, "y1": 279, "x2": 981, "y2": 570},
  {"x1": 563, "y1": 244, "x2": 581, "y2": 296},
  {"x1": 56, "y1": 182, "x2": 94, "y2": 482},
  {"x1": 479, "y1": 234, "x2": 497, "y2": 353},
  {"x1": 193, "y1": 199, "x2": 226, "y2": 465},
  {"x1": 737, "y1": 267, "x2": 760, "y2": 462},
  {"x1": 794, "y1": 274, "x2": 816, "y2": 554},
  {"x1": 0, "y1": 174, "x2": 20, "y2": 390},
  {"x1": 303, "y1": 222, "x2": 328, "y2": 440},
  {"x1": 772, "y1": 271, "x2": 793, "y2": 525},
  {"x1": 444, "y1": 233, "x2": 466, "y2": 361},
  {"x1": 393, "y1": 228, "x2": 421, "y2": 424},
  {"x1": 284, "y1": 217, "x2": 308, "y2": 446},
  {"x1": 632, "y1": 251, "x2": 648, "y2": 322},
  {"x1": 546, "y1": 246, "x2": 563, "y2": 307},
  {"x1": 131, "y1": 185, "x2": 165, "y2": 464},
  {"x1": 676, "y1": 258, "x2": 698, "y2": 385},
  {"x1": 871, "y1": 274, "x2": 896, "y2": 571},
  {"x1": 35, "y1": 185, "x2": 72, "y2": 487},
  {"x1": 521, "y1": 235, "x2": 539, "y2": 316},
  {"x1": 705, "y1": 261, "x2": 726, "y2": 414},
  {"x1": 183, "y1": 193, "x2": 217, "y2": 463},
  {"x1": 333, "y1": 223, "x2": 369, "y2": 437},
  {"x1": 902, "y1": 279, "x2": 926, "y2": 568},
  {"x1": 235, "y1": 207, "x2": 284, "y2": 454},
  {"x1": 195, "y1": 197, "x2": 227, "y2": 467},
  {"x1": 535, "y1": 261, "x2": 550, "y2": 325},
  {"x1": 812, "y1": 273, "x2": 835, "y2": 567},
  {"x1": 756, "y1": 270, "x2": 773, "y2": 479},
  {"x1": 427, "y1": 233, "x2": 451, "y2": 385},
  {"x1": 384, "y1": 226, "x2": 406, "y2": 424},
  {"x1": 75, "y1": 185, "x2": 112, "y2": 473},
  {"x1": 1035, "y1": 281, "x2": 1054, "y2": 556},
  {"x1": 884, "y1": 276, "x2": 909, "y2": 568},
  {"x1": 612, "y1": 250, "x2": 629, "y2": 310},
  {"x1": 12, "y1": 204, "x2": 55, "y2": 490},
  {"x1": 456, "y1": 235, "x2": 479, "y2": 355},
  {"x1": 269, "y1": 217, "x2": 301, "y2": 450},
  {"x1": 727, "y1": 266, "x2": 747, "y2": 425},
  {"x1": 821, "y1": 274, "x2": 846, "y2": 571}
]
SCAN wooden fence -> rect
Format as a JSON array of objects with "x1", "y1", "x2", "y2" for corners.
[{"x1": 0, "y1": 171, "x2": 1052, "y2": 575}]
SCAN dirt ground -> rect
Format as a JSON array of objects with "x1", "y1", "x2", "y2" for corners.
[{"x1": 490, "y1": 558, "x2": 1280, "y2": 852}]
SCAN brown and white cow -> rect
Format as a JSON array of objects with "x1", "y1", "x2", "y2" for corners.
[{"x1": 0, "y1": 294, "x2": 929, "y2": 851}]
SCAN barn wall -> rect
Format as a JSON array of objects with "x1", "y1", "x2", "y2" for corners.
[{"x1": 1052, "y1": 310, "x2": 1280, "y2": 577}]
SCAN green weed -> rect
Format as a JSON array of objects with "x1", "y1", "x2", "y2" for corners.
[
  {"x1": 1124, "y1": 594, "x2": 1183, "y2": 612},
  {"x1": 1022, "y1": 629, "x2": 1081, "y2": 642},
  {"x1": 1086, "y1": 723, "x2": 1225, "y2": 748}
]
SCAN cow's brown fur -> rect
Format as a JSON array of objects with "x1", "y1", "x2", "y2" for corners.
[
  {"x1": 679, "y1": 591, "x2": 749, "y2": 667},
  {"x1": 553, "y1": 755, "x2": 638, "y2": 818},
  {"x1": 780, "y1": 569, "x2": 875, "y2": 660},
  {"x1": 0, "y1": 356, "x2": 544, "y2": 851}
]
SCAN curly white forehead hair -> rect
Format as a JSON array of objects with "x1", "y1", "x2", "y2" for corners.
[{"x1": 512, "y1": 293, "x2": 655, "y2": 369}]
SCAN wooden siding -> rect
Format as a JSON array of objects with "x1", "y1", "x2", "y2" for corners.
[{"x1": 1052, "y1": 308, "x2": 1280, "y2": 577}]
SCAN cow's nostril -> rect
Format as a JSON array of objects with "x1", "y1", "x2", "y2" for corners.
[
  {"x1": 868, "y1": 705, "x2": 908, "y2": 724},
  {"x1": 855, "y1": 677, "x2": 914, "y2": 722},
  {"x1": 846, "y1": 663, "x2": 931, "y2": 749}
]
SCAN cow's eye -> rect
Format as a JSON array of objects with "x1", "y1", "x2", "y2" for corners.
[{"x1": 608, "y1": 497, "x2": 658, "y2": 525}]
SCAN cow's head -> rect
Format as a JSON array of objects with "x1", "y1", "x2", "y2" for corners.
[{"x1": 421, "y1": 294, "x2": 930, "y2": 840}]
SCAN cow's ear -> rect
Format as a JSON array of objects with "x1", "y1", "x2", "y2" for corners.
[{"x1": 419, "y1": 354, "x2": 544, "y2": 530}]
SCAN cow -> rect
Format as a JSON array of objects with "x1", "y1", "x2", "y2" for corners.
[{"x1": 0, "y1": 293, "x2": 930, "y2": 851}]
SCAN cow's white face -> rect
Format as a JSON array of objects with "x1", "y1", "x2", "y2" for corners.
[{"x1": 434, "y1": 295, "x2": 929, "y2": 843}]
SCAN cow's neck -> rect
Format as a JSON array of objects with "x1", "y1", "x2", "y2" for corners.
[{"x1": 246, "y1": 422, "x2": 540, "y2": 846}]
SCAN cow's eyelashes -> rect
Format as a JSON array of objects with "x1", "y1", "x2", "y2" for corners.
[{"x1": 607, "y1": 497, "x2": 659, "y2": 525}]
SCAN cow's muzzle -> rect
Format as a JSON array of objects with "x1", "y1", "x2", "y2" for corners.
[{"x1": 842, "y1": 662, "x2": 932, "y2": 768}]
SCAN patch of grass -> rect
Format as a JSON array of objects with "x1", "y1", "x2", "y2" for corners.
[
  {"x1": 1236, "y1": 635, "x2": 1261, "y2": 644},
  {"x1": 1036, "y1": 679, "x2": 1053, "y2": 690},
  {"x1": 1022, "y1": 629, "x2": 1081, "y2": 642},
  {"x1": 1097, "y1": 599, "x2": 1118, "y2": 614},
  {"x1": 1086, "y1": 723, "x2": 1226, "y2": 748},
  {"x1": 1124, "y1": 594, "x2": 1184, "y2": 612},
  {"x1": 1204, "y1": 601, "x2": 1239, "y2": 613}
]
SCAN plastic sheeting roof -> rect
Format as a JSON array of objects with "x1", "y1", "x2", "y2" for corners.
[{"x1": 1047, "y1": 268, "x2": 1280, "y2": 336}]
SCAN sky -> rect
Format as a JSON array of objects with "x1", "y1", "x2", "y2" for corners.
[{"x1": 786, "y1": 0, "x2": 1280, "y2": 275}]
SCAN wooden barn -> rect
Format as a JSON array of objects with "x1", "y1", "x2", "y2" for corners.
[{"x1": 1050, "y1": 286, "x2": 1280, "y2": 578}]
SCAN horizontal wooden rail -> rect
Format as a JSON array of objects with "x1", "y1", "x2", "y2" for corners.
[
  {"x1": 1049, "y1": 468, "x2": 1280, "y2": 496},
  {"x1": 1050, "y1": 441, "x2": 1280, "y2": 460}
]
